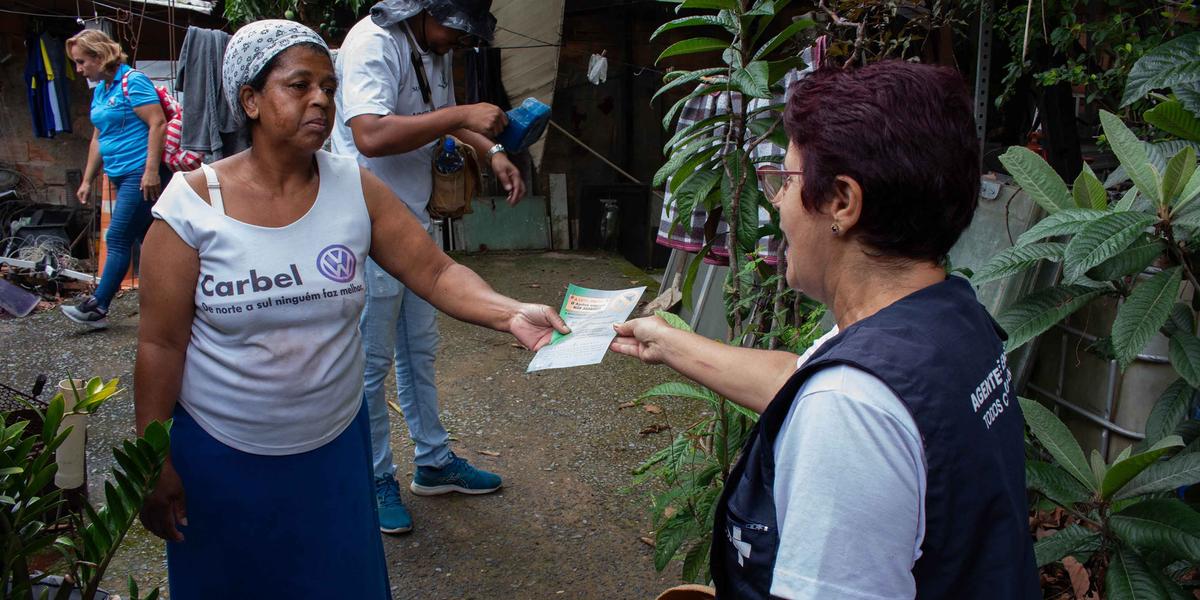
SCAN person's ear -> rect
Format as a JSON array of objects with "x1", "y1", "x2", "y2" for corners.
[
  {"x1": 828, "y1": 175, "x2": 863, "y2": 235},
  {"x1": 240, "y1": 85, "x2": 260, "y2": 121}
]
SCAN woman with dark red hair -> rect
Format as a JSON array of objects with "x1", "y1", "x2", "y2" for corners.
[{"x1": 614, "y1": 61, "x2": 1039, "y2": 599}]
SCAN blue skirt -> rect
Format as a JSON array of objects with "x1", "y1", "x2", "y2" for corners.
[{"x1": 166, "y1": 402, "x2": 390, "y2": 599}]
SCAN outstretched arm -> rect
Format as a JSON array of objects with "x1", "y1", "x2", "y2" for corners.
[
  {"x1": 611, "y1": 316, "x2": 799, "y2": 413},
  {"x1": 361, "y1": 167, "x2": 567, "y2": 349}
]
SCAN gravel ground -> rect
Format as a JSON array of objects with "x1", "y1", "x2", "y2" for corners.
[{"x1": 2, "y1": 250, "x2": 705, "y2": 599}]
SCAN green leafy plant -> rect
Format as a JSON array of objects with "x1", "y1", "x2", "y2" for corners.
[
  {"x1": 983, "y1": 109, "x2": 1200, "y2": 371},
  {"x1": 1022, "y1": 396, "x2": 1200, "y2": 595},
  {"x1": 631, "y1": 1, "x2": 825, "y2": 580},
  {"x1": 222, "y1": 0, "x2": 367, "y2": 37},
  {"x1": 652, "y1": 0, "x2": 815, "y2": 334},
  {"x1": 984, "y1": 1, "x2": 1195, "y2": 110},
  {"x1": 0, "y1": 378, "x2": 171, "y2": 600},
  {"x1": 633, "y1": 305, "x2": 824, "y2": 583}
]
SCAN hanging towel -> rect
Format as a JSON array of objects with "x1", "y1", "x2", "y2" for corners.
[{"x1": 177, "y1": 26, "x2": 236, "y2": 158}]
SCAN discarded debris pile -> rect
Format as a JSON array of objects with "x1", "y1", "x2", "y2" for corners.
[{"x1": 0, "y1": 169, "x2": 97, "y2": 317}]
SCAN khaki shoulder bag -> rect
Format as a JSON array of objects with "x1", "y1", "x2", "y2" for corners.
[{"x1": 401, "y1": 25, "x2": 478, "y2": 219}]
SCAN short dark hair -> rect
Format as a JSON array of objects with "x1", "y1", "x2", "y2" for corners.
[{"x1": 783, "y1": 60, "x2": 980, "y2": 262}]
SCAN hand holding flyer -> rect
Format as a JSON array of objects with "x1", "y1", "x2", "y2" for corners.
[{"x1": 527, "y1": 284, "x2": 646, "y2": 372}]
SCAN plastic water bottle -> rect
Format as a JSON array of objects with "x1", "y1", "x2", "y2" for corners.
[{"x1": 434, "y1": 138, "x2": 464, "y2": 174}]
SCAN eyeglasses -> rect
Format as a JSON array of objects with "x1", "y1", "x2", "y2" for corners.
[{"x1": 755, "y1": 166, "x2": 804, "y2": 200}]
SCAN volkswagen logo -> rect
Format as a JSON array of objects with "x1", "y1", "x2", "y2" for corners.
[{"x1": 316, "y1": 244, "x2": 356, "y2": 283}]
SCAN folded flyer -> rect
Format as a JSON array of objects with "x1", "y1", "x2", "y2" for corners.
[{"x1": 527, "y1": 284, "x2": 646, "y2": 372}]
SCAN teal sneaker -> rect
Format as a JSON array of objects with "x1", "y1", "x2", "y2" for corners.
[
  {"x1": 410, "y1": 452, "x2": 502, "y2": 496},
  {"x1": 374, "y1": 475, "x2": 413, "y2": 534}
]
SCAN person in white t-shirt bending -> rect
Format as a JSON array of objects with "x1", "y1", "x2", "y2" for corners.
[{"x1": 330, "y1": 0, "x2": 522, "y2": 535}]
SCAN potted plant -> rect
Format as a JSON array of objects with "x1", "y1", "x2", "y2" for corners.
[{"x1": 1, "y1": 377, "x2": 171, "y2": 600}]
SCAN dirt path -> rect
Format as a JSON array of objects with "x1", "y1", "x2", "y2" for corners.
[{"x1": 2, "y1": 251, "x2": 704, "y2": 599}]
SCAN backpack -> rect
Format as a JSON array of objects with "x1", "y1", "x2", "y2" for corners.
[{"x1": 121, "y1": 70, "x2": 203, "y2": 172}]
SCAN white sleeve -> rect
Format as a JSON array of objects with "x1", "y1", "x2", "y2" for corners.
[
  {"x1": 770, "y1": 365, "x2": 926, "y2": 600},
  {"x1": 338, "y1": 30, "x2": 404, "y2": 122},
  {"x1": 149, "y1": 172, "x2": 201, "y2": 250}
]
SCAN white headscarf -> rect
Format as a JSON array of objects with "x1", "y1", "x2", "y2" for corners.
[{"x1": 222, "y1": 20, "x2": 329, "y2": 128}]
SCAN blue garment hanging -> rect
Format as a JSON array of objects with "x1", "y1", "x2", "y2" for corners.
[{"x1": 24, "y1": 33, "x2": 53, "y2": 138}]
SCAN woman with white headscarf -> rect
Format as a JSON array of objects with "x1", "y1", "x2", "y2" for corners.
[{"x1": 133, "y1": 21, "x2": 567, "y2": 597}]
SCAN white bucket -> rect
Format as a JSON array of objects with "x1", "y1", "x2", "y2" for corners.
[{"x1": 54, "y1": 379, "x2": 88, "y2": 489}]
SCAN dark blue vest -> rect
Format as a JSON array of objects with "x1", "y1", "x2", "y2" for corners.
[{"x1": 711, "y1": 277, "x2": 1039, "y2": 599}]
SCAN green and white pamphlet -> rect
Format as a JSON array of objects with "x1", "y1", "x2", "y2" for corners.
[{"x1": 527, "y1": 284, "x2": 646, "y2": 372}]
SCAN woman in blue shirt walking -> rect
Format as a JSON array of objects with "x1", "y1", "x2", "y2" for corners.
[{"x1": 61, "y1": 29, "x2": 168, "y2": 329}]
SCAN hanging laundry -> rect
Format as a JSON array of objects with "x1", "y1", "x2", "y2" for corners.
[
  {"x1": 655, "y1": 46, "x2": 816, "y2": 266},
  {"x1": 587, "y1": 53, "x2": 608, "y2": 85},
  {"x1": 177, "y1": 26, "x2": 240, "y2": 159},
  {"x1": 41, "y1": 33, "x2": 73, "y2": 135},
  {"x1": 25, "y1": 33, "x2": 54, "y2": 138}
]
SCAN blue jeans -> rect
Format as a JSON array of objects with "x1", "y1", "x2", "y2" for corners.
[
  {"x1": 360, "y1": 258, "x2": 451, "y2": 479},
  {"x1": 93, "y1": 166, "x2": 168, "y2": 309}
]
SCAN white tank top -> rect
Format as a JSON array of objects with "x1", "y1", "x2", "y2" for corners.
[{"x1": 151, "y1": 150, "x2": 370, "y2": 455}]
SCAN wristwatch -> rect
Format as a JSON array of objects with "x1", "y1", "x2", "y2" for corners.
[{"x1": 487, "y1": 143, "x2": 506, "y2": 160}]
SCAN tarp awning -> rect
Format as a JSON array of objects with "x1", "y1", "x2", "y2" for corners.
[{"x1": 492, "y1": 0, "x2": 564, "y2": 168}]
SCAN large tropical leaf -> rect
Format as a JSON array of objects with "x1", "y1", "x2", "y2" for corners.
[
  {"x1": 1102, "y1": 435, "x2": 1184, "y2": 499},
  {"x1": 1086, "y1": 235, "x2": 1165, "y2": 282},
  {"x1": 653, "y1": 68, "x2": 728, "y2": 105},
  {"x1": 1106, "y1": 544, "x2": 1169, "y2": 600},
  {"x1": 1141, "y1": 379, "x2": 1197, "y2": 449},
  {"x1": 1119, "y1": 452, "x2": 1200, "y2": 500},
  {"x1": 1020, "y1": 397, "x2": 1097, "y2": 491},
  {"x1": 997, "y1": 286, "x2": 1107, "y2": 352},
  {"x1": 1110, "y1": 498, "x2": 1200, "y2": 562},
  {"x1": 1178, "y1": 82, "x2": 1200, "y2": 115},
  {"x1": 657, "y1": 37, "x2": 730, "y2": 63},
  {"x1": 1122, "y1": 32, "x2": 1200, "y2": 107},
  {"x1": 752, "y1": 17, "x2": 816, "y2": 60},
  {"x1": 1170, "y1": 332, "x2": 1200, "y2": 389},
  {"x1": 1017, "y1": 208, "x2": 1106, "y2": 245},
  {"x1": 1101, "y1": 110, "x2": 1163, "y2": 206},
  {"x1": 1112, "y1": 267, "x2": 1181, "y2": 368},
  {"x1": 998, "y1": 146, "x2": 1073, "y2": 214},
  {"x1": 1172, "y1": 167, "x2": 1200, "y2": 216},
  {"x1": 970, "y1": 243, "x2": 1064, "y2": 285},
  {"x1": 676, "y1": 0, "x2": 739, "y2": 12},
  {"x1": 730, "y1": 61, "x2": 771, "y2": 99},
  {"x1": 651, "y1": 14, "x2": 736, "y2": 40},
  {"x1": 656, "y1": 310, "x2": 693, "y2": 333},
  {"x1": 1034, "y1": 524, "x2": 1100, "y2": 567},
  {"x1": 1162, "y1": 147, "x2": 1198, "y2": 205},
  {"x1": 640, "y1": 382, "x2": 721, "y2": 410},
  {"x1": 655, "y1": 136, "x2": 721, "y2": 188},
  {"x1": 671, "y1": 169, "x2": 723, "y2": 220},
  {"x1": 1026, "y1": 460, "x2": 1093, "y2": 507},
  {"x1": 1073, "y1": 165, "x2": 1108, "y2": 210},
  {"x1": 1062, "y1": 211, "x2": 1154, "y2": 283},
  {"x1": 720, "y1": 150, "x2": 764, "y2": 255},
  {"x1": 1145, "y1": 100, "x2": 1200, "y2": 143}
]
